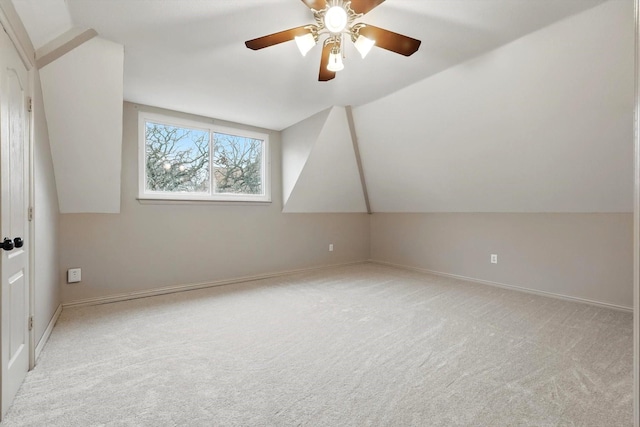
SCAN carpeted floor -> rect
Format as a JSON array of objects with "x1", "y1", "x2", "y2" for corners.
[{"x1": 2, "y1": 264, "x2": 633, "y2": 426}]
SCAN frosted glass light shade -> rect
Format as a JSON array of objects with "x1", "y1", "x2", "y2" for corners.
[
  {"x1": 327, "y1": 50, "x2": 344, "y2": 72},
  {"x1": 354, "y1": 35, "x2": 375, "y2": 58},
  {"x1": 295, "y1": 33, "x2": 316, "y2": 56},
  {"x1": 324, "y1": 6, "x2": 348, "y2": 33}
]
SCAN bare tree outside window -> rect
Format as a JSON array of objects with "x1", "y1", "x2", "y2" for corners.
[
  {"x1": 213, "y1": 132, "x2": 263, "y2": 195},
  {"x1": 144, "y1": 121, "x2": 265, "y2": 197},
  {"x1": 145, "y1": 122, "x2": 210, "y2": 192}
]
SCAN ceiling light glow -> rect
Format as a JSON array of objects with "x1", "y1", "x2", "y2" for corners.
[
  {"x1": 295, "y1": 33, "x2": 316, "y2": 56},
  {"x1": 354, "y1": 35, "x2": 375, "y2": 58},
  {"x1": 324, "y1": 6, "x2": 348, "y2": 33},
  {"x1": 327, "y1": 47, "x2": 344, "y2": 72}
]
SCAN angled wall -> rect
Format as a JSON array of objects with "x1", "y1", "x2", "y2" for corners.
[
  {"x1": 354, "y1": 0, "x2": 633, "y2": 213},
  {"x1": 39, "y1": 36, "x2": 123, "y2": 213},
  {"x1": 282, "y1": 106, "x2": 366, "y2": 213},
  {"x1": 367, "y1": 0, "x2": 634, "y2": 309},
  {"x1": 282, "y1": 108, "x2": 329, "y2": 205},
  {"x1": 32, "y1": 68, "x2": 61, "y2": 346}
]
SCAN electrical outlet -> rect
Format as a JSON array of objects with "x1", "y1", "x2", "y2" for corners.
[
  {"x1": 67, "y1": 268, "x2": 82, "y2": 283},
  {"x1": 329, "y1": 243, "x2": 334, "y2": 252},
  {"x1": 490, "y1": 254, "x2": 498, "y2": 264}
]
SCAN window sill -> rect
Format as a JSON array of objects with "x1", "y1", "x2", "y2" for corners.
[{"x1": 137, "y1": 197, "x2": 272, "y2": 206}]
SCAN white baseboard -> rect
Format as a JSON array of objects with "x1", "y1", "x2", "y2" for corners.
[
  {"x1": 35, "y1": 303, "x2": 62, "y2": 361},
  {"x1": 63, "y1": 261, "x2": 367, "y2": 309},
  {"x1": 369, "y1": 260, "x2": 633, "y2": 312},
  {"x1": 63, "y1": 259, "x2": 632, "y2": 312}
]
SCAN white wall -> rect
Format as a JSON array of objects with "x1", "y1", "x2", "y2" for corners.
[
  {"x1": 59, "y1": 103, "x2": 370, "y2": 304},
  {"x1": 282, "y1": 108, "x2": 329, "y2": 206},
  {"x1": 32, "y1": 68, "x2": 60, "y2": 344},
  {"x1": 354, "y1": 0, "x2": 634, "y2": 213},
  {"x1": 40, "y1": 36, "x2": 123, "y2": 213},
  {"x1": 282, "y1": 106, "x2": 367, "y2": 213}
]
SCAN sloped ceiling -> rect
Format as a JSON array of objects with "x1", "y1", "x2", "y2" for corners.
[
  {"x1": 353, "y1": 0, "x2": 634, "y2": 213},
  {"x1": 60, "y1": 0, "x2": 607, "y2": 131},
  {"x1": 13, "y1": 0, "x2": 633, "y2": 214},
  {"x1": 12, "y1": 0, "x2": 72, "y2": 49},
  {"x1": 13, "y1": 1, "x2": 125, "y2": 214},
  {"x1": 282, "y1": 0, "x2": 633, "y2": 213}
]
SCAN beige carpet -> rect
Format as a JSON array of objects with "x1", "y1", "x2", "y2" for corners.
[{"x1": 2, "y1": 264, "x2": 632, "y2": 426}]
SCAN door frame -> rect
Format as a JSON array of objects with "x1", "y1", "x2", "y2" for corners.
[
  {"x1": 0, "y1": 0, "x2": 35, "y2": 374},
  {"x1": 634, "y1": 1, "x2": 640, "y2": 425},
  {"x1": 27, "y1": 61, "x2": 35, "y2": 371}
]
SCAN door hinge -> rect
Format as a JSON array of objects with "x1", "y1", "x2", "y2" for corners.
[
  {"x1": 28, "y1": 206, "x2": 33, "y2": 222},
  {"x1": 27, "y1": 97, "x2": 32, "y2": 113},
  {"x1": 28, "y1": 316, "x2": 33, "y2": 331}
]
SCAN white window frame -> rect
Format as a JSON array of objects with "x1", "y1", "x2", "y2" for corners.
[{"x1": 138, "y1": 111, "x2": 270, "y2": 203}]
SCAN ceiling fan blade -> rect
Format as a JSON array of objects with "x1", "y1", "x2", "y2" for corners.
[
  {"x1": 349, "y1": 0, "x2": 385, "y2": 15},
  {"x1": 318, "y1": 43, "x2": 336, "y2": 82},
  {"x1": 245, "y1": 26, "x2": 311, "y2": 50},
  {"x1": 300, "y1": 0, "x2": 327, "y2": 10},
  {"x1": 359, "y1": 25, "x2": 421, "y2": 56}
]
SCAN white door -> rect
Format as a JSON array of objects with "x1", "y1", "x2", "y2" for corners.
[{"x1": 0, "y1": 27, "x2": 30, "y2": 418}]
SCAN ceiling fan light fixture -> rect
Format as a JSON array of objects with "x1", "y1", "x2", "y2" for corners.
[
  {"x1": 324, "y1": 6, "x2": 348, "y2": 33},
  {"x1": 244, "y1": 0, "x2": 422, "y2": 81},
  {"x1": 295, "y1": 33, "x2": 316, "y2": 56},
  {"x1": 354, "y1": 34, "x2": 375, "y2": 58},
  {"x1": 327, "y1": 47, "x2": 344, "y2": 72}
]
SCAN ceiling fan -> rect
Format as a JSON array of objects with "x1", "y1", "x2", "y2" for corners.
[{"x1": 245, "y1": 0, "x2": 421, "y2": 82}]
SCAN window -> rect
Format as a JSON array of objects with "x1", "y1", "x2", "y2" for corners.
[{"x1": 138, "y1": 112, "x2": 270, "y2": 202}]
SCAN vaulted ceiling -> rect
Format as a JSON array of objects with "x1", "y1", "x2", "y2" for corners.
[
  {"x1": 16, "y1": 0, "x2": 608, "y2": 130},
  {"x1": 12, "y1": 0, "x2": 634, "y2": 214}
]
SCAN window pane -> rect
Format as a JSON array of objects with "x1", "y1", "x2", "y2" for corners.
[
  {"x1": 213, "y1": 132, "x2": 263, "y2": 195},
  {"x1": 145, "y1": 121, "x2": 210, "y2": 193}
]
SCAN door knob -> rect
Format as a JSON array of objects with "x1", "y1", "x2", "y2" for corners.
[
  {"x1": 13, "y1": 237, "x2": 23, "y2": 248},
  {"x1": 2, "y1": 238, "x2": 14, "y2": 251}
]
